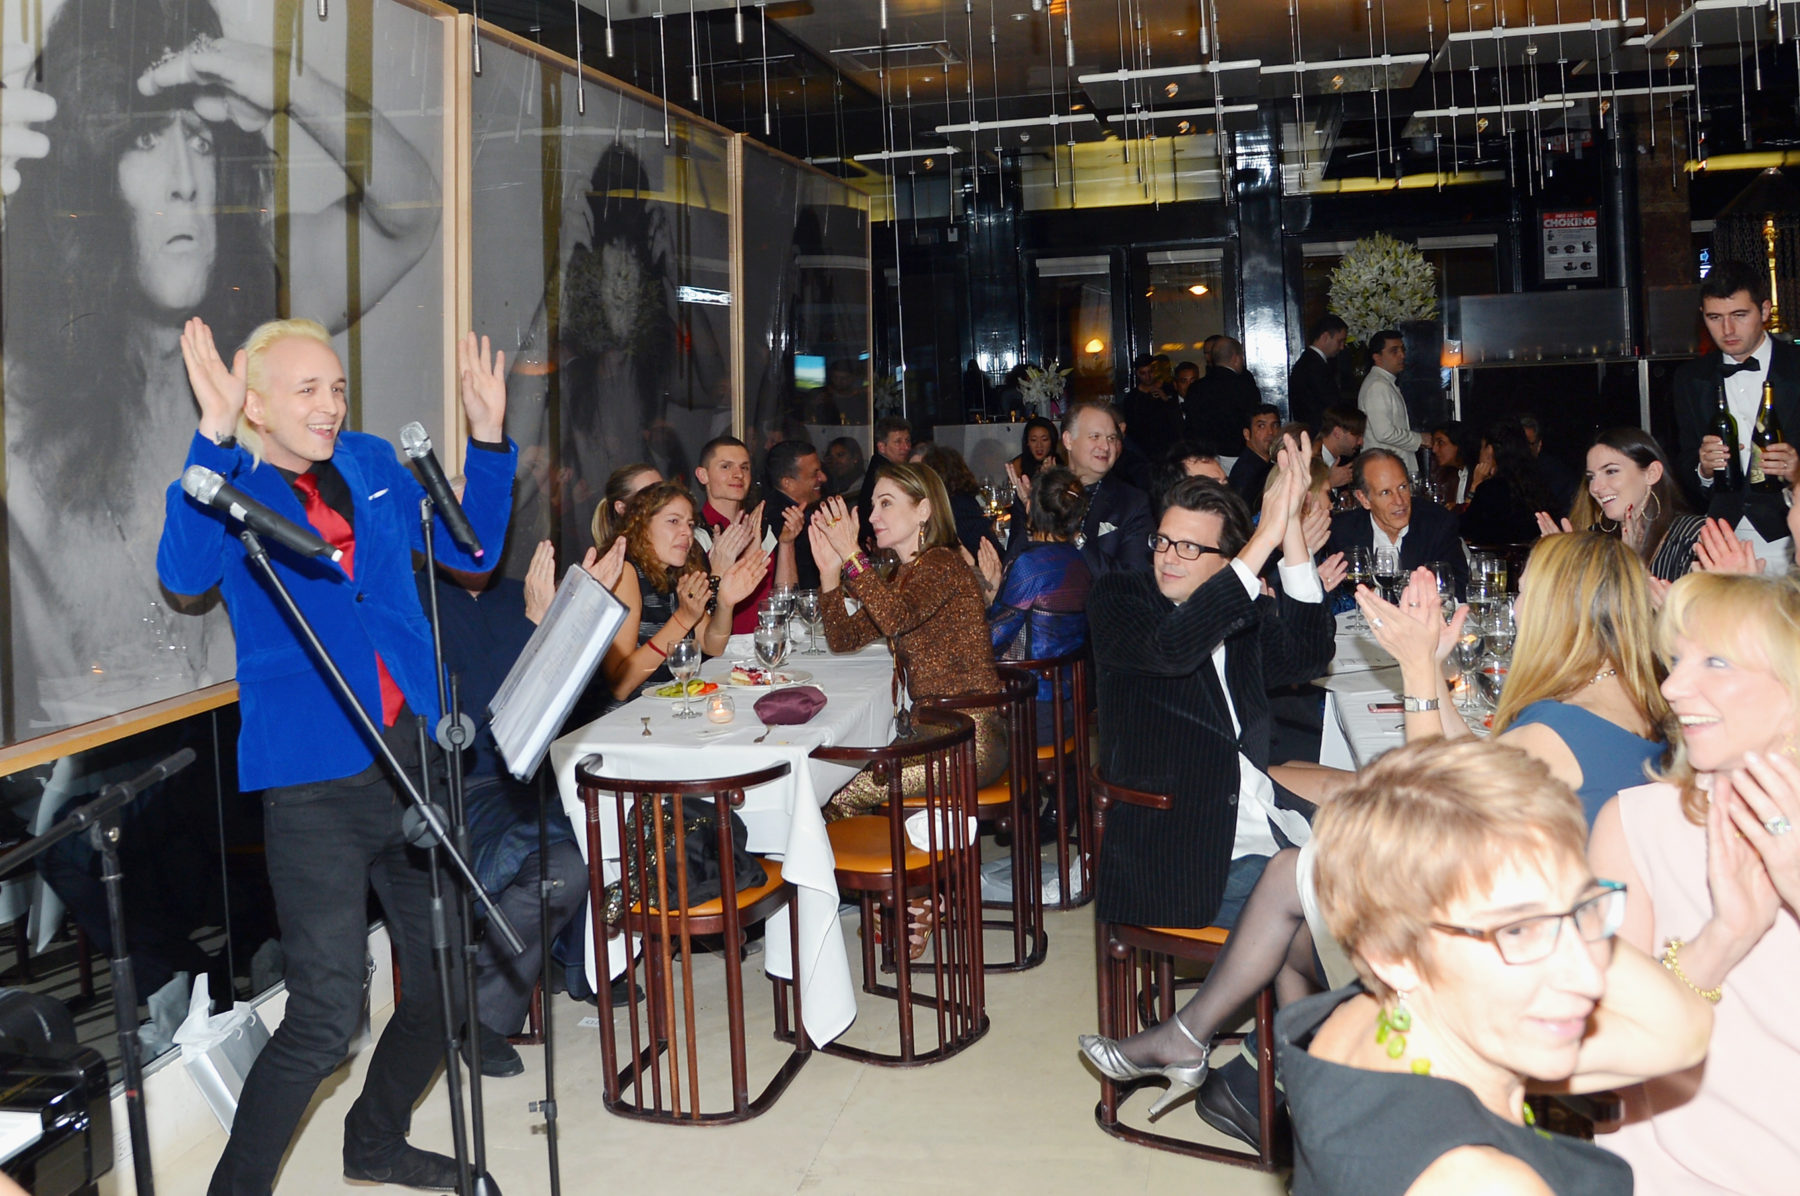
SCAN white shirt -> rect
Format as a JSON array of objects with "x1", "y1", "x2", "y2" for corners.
[
  {"x1": 1211, "y1": 558, "x2": 1323, "y2": 860},
  {"x1": 1357, "y1": 365, "x2": 1420, "y2": 454},
  {"x1": 1371, "y1": 521, "x2": 1409, "y2": 555}
]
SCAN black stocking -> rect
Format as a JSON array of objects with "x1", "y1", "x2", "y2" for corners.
[{"x1": 1115, "y1": 847, "x2": 1322, "y2": 1068}]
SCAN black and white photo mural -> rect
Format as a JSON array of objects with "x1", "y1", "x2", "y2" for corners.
[{"x1": 0, "y1": 0, "x2": 451, "y2": 743}]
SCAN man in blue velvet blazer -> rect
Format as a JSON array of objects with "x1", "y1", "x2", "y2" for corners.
[{"x1": 158, "y1": 317, "x2": 515, "y2": 1195}]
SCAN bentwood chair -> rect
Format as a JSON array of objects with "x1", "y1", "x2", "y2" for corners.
[
  {"x1": 1088, "y1": 769, "x2": 1283, "y2": 1170},
  {"x1": 1014, "y1": 650, "x2": 1093, "y2": 910},
  {"x1": 575, "y1": 756, "x2": 809, "y2": 1124},
  {"x1": 919, "y1": 667, "x2": 1046, "y2": 972},
  {"x1": 807, "y1": 710, "x2": 987, "y2": 1065}
]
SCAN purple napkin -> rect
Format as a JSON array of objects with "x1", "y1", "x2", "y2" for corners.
[{"x1": 754, "y1": 686, "x2": 827, "y2": 725}]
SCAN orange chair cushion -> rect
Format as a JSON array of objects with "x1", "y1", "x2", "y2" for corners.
[
  {"x1": 627, "y1": 859, "x2": 785, "y2": 918},
  {"x1": 1036, "y1": 737, "x2": 1080, "y2": 762},
  {"x1": 826, "y1": 816, "x2": 934, "y2": 874},
  {"x1": 1145, "y1": 924, "x2": 1231, "y2": 946},
  {"x1": 894, "y1": 771, "x2": 1012, "y2": 811}
]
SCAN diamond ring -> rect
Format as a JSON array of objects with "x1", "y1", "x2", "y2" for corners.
[
  {"x1": 1372, "y1": 617, "x2": 1385, "y2": 629},
  {"x1": 1766, "y1": 816, "x2": 1793, "y2": 836}
]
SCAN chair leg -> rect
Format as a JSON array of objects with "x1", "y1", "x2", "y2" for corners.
[
  {"x1": 11, "y1": 917, "x2": 30, "y2": 984},
  {"x1": 75, "y1": 924, "x2": 94, "y2": 1001}
]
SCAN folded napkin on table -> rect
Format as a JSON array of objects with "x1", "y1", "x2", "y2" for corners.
[{"x1": 754, "y1": 685, "x2": 827, "y2": 725}]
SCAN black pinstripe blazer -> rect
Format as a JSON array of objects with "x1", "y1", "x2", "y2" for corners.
[{"x1": 1089, "y1": 566, "x2": 1334, "y2": 928}]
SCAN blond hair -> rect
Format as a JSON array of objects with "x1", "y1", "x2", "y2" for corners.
[
  {"x1": 237, "y1": 319, "x2": 335, "y2": 466},
  {"x1": 1313, "y1": 738, "x2": 1588, "y2": 1002},
  {"x1": 1655, "y1": 572, "x2": 1800, "y2": 824},
  {"x1": 1493, "y1": 532, "x2": 1667, "y2": 743}
]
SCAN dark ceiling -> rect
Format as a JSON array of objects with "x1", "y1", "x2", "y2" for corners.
[{"x1": 471, "y1": 1, "x2": 1800, "y2": 181}]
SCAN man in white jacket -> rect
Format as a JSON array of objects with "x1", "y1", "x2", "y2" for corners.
[{"x1": 1356, "y1": 329, "x2": 1420, "y2": 458}]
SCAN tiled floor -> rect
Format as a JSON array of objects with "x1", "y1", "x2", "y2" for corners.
[{"x1": 137, "y1": 905, "x2": 1288, "y2": 1195}]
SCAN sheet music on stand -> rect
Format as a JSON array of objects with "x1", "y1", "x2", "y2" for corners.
[{"x1": 490, "y1": 564, "x2": 627, "y2": 781}]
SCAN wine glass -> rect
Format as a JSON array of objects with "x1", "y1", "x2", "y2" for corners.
[
  {"x1": 770, "y1": 584, "x2": 796, "y2": 626},
  {"x1": 1343, "y1": 547, "x2": 1374, "y2": 632},
  {"x1": 667, "y1": 637, "x2": 702, "y2": 719},
  {"x1": 1429, "y1": 561, "x2": 1459, "y2": 621},
  {"x1": 794, "y1": 589, "x2": 824, "y2": 655},
  {"x1": 753, "y1": 623, "x2": 790, "y2": 675},
  {"x1": 1373, "y1": 544, "x2": 1404, "y2": 604},
  {"x1": 1451, "y1": 618, "x2": 1487, "y2": 713}
]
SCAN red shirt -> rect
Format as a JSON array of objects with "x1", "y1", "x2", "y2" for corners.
[{"x1": 701, "y1": 500, "x2": 773, "y2": 635}]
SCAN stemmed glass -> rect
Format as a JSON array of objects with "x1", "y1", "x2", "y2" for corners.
[
  {"x1": 769, "y1": 584, "x2": 796, "y2": 628},
  {"x1": 1429, "y1": 561, "x2": 1459, "y2": 622},
  {"x1": 1343, "y1": 547, "x2": 1374, "y2": 632},
  {"x1": 753, "y1": 620, "x2": 790, "y2": 675},
  {"x1": 795, "y1": 589, "x2": 824, "y2": 655},
  {"x1": 1451, "y1": 617, "x2": 1487, "y2": 714},
  {"x1": 1373, "y1": 544, "x2": 1404, "y2": 604},
  {"x1": 667, "y1": 637, "x2": 702, "y2": 719}
]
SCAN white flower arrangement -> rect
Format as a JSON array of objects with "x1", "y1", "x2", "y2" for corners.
[
  {"x1": 1016, "y1": 364, "x2": 1071, "y2": 417},
  {"x1": 1327, "y1": 233, "x2": 1440, "y2": 343}
]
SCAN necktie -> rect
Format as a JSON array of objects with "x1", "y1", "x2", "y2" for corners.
[
  {"x1": 292, "y1": 472, "x2": 406, "y2": 727},
  {"x1": 1720, "y1": 359, "x2": 1759, "y2": 378}
]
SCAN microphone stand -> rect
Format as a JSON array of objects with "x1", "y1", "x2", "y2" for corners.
[
  {"x1": 0, "y1": 747, "x2": 198, "y2": 1196},
  {"x1": 234, "y1": 528, "x2": 521, "y2": 1196},
  {"x1": 417, "y1": 500, "x2": 498, "y2": 1195}
]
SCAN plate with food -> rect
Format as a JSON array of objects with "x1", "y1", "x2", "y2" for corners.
[
  {"x1": 651, "y1": 678, "x2": 721, "y2": 701},
  {"x1": 716, "y1": 661, "x2": 814, "y2": 689}
]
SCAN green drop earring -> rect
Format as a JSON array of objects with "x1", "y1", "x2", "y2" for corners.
[{"x1": 1375, "y1": 992, "x2": 1432, "y2": 1076}]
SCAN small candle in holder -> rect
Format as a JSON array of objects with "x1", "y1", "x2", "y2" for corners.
[{"x1": 706, "y1": 691, "x2": 736, "y2": 724}]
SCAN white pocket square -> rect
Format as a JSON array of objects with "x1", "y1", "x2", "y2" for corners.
[{"x1": 1097, "y1": 521, "x2": 1118, "y2": 536}]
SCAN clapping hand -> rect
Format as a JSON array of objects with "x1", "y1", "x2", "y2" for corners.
[
  {"x1": 674, "y1": 571, "x2": 711, "y2": 628},
  {"x1": 582, "y1": 536, "x2": 629, "y2": 590},
  {"x1": 181, "y1": 318, "x2": 248, "y2": 443},
  {"x1": 1301, "y1": 492, "x2": 1332, "y2": 557},
  {"x1": 1356, "y1": 567, "x2": 1465, "y2": 670},
  {"x1": 779, "y1": 503, "x2": 806, "y2": 544},
  {"x1": 718, "y1": 542, "x2": 772, "y2": 608},
  {"x1": 1317, "y1": 551, "x2": 1348, "y2": 592},
  {"x1": 1006, "y1": 460, "x2": 1033, "y2": 514},
  {"x1": 811, "y1": 496, "x2": 862, "y2": 561},
  {"x1": 1705, "y1": 773, "x2": 1780, "y2": 950},
  {"x1": 1693, "y1": 517, "x2": 1764, "y2": 575},
  {"x1": 1535, "y1": 511, "x2": 1576, "y2": 537},
  {"x1": 1720, "y1": 750, "x2": 1800, "y2": 914},
  {"x1": 708, "y1": 509, "x2": 756, "y2": 571},
  {"x1": 523, "y1": 540, "x2": 556, "y2": 624}
]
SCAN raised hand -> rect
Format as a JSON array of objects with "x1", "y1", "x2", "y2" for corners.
[
  {"x1": 522, "y1": 540, "x2": 557, "y2": 624},
  {"x1": 180, "y1": 318, "x2": 248, "y2": 443},
  {"x1": 582, "y1": 536, "x2": 629, "y2": 590},
  {"x1": 1693, "y1": 516, "x2": 1763, "y2": 575},
  {"x1": 1317, "y1": 551, "x2": 1348, "y2": 593},
  {"x1": 1300, "y1": 492, "x2": 1332, "y2": 557},
  {"x1": 1722, "y1": 750, "x2": 1800, "y2": 913},
  {"x1": 780, "y1": 503, "x2": 806, "y2": 544},
  {"x1": 718, "y1": 542, "x2": 772, "y2": 608},
  {"x1": 1535, "y1": 511, "x2": 1576, "y2": 537},
  {"x1": 708, "y1": 511, "x2": 754, "y2": 572},
  {"x1": 1705, "y1": 774, "x2": 1780, "y2": 950},
  {"x1": 1006, "y1": 460, "x2": 1034, "y2": 514},
  {"x1": 976, "y1": 538, "x2": 1004, "y2": 593},
  {"x1": 1, "y1": 42, "x2": 55, "y2": 198},
  {"x1": 674, "y1": 571, "x2": 711, "y2": 629},
  {"x1": 456, "y1": 332, "x2": 507, "y2": 444},
  {"x1": 808, "y1": 518, "x2": 843, "y2": 580},
  {"x1": 1646, "y1": 575, "x2": 1674, "y2": 610},
  {"x1": 136, "y1": 36, "x2": 279, "y2": 132},
  {"x1": 813, "y1": 495, "x2": 862, "y2": 563}
]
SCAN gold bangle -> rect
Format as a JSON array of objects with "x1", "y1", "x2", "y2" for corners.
[{"x1": 1661, "y1": 937, "x2": 1723, "y2": 1004}]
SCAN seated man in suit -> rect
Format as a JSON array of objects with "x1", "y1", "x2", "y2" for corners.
[
  {"x1": 1317, "y1": 406, "x2": 1365, "y2": 492},
  {"x1": 1015, "y1": 399, "x2": 1154, "y2": 575},
  {"x1": 1228, "y1": 403, "x2": 1281, "y2": 515},
  {"x1": 1088, "y1": 439, "x2": 1334, "y2": 939},
  {"x1": 1322, "y1": 447, "x2": 1467, "y2": 597}
]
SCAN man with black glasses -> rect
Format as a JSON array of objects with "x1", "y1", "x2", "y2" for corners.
[{"x1": 1088, "y1": 440, "x2": 1334, "y2": 936}]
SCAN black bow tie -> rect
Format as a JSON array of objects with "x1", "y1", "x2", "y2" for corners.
[{"x1": 1720, "y1": 358, "x2": 1761, "y2": 378}]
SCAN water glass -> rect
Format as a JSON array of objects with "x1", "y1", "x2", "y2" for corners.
[
  {"x1": 667, "y1": 637, "x2": 702, "y2": 719},
  {"x1": 794, "y1": 589, "x2": 824, "y2": 655},
  {"x1": 753, "y1": 624, "x2": 790, "y2": 672},
  {"x1": 770, "y1": 584, "x2": 796, "y2": 623}
]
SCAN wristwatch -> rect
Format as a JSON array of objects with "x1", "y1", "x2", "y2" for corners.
[{"x1": 1401, "y1": 695, "x2": 1439, "y2": 713}]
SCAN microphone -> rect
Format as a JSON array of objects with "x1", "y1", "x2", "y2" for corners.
[
  {"x1": 181, "y1": 466, "x2": 342, "y2": 563},
  {"x1": 399, "y1": 422, "x2": 484, "y2": 558}
]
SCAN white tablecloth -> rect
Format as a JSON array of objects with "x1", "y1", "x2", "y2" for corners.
[
  {"x1": 549, "y1": 638, "x2": 896, "y2": 1045},
  {"x1": 1315, "y1": 614, "x2": 1406, "y2": 769}
]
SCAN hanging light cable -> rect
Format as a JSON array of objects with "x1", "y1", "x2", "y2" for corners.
[
  {"x1": 657, "y1": 6, "x2": 671, "y2": 146},
  {"x1": 760, "y1": 3, "x2": 771, "y2": 136}
]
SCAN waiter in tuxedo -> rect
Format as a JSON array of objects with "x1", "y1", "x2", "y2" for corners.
[
  {"x1": 1321, "y1": 448, "x2": 1467, "y2": 598},
  {"x1": 1287, "y1": 315, "x2": 1348, "y2": 433},
  {"x1": 1672, "y1": 261, "x2": 1800, "y2": 572}
]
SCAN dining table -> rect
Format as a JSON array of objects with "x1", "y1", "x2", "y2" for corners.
[
  {"x1": 549, "y1": 635, "x2": 898, "y2": 1046},
  {"x1": 1315, "y1": 612, "x2": 1406, "y2": 769}
]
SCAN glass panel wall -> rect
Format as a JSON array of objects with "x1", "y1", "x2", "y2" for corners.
[{"x1": 1032, "y1": 255, "x2": 1116, "y2": 403}]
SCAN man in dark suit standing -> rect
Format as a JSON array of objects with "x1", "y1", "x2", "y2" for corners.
[
  {"x1": 1184, "y1": 337, "x2": 1261, "y2": 450},
  {"x1": 1088, "y1": 440, "x2": 1333, "y2": 934},
  {"x1": 1287, "y1": 315, "x2": 1348, "y2": 434},
  {"x1": 1322, "y1": 448, "x2": 1467, "y2": 598},
  {"x1": 1671, "y1": 261, "x2": 1800, "y2": 573},
  {"x1": 1121, "y1": 354, "x2": 1185, "y2": 461}
]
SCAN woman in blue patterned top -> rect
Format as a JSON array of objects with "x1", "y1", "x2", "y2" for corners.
[{"x1": 976, "y1": 466, "x2": 1092, "y2": 740}]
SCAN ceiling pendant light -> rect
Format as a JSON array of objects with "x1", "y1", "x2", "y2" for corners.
[
  {"x1": 605, "y1": 0, "x2": 615, "y2": 57},
  {"x1": 574, "y1": 0, "x2": 586, "y2": 114},
  {"x1": 735, "y1": 0, "x2": 744, "y2": 45},
  {"x1": 689, "y1": 0, "x2": 702, "y2": 103},
  {"x1": 656, "y1": 5, "x2": 671, "y2": 146},
  {"x1": 760, "y1": 3, "x2": 772, "y2": 136}
]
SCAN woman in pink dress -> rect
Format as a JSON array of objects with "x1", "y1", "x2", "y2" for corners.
[{"x1": 1589, "y1": 571, "x2": 1800, "y2": 1195}]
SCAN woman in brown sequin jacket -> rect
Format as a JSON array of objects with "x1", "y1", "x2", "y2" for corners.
[{"x1": 809, "y1": 463, "x2": 1007, "y2": 819}]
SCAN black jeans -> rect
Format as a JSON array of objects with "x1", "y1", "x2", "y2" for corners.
[{"x1": 209, "y1": 724, "x2": 462, "y2": 1196}]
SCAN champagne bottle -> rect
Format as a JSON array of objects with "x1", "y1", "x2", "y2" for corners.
[
  {"x1": 1750, "y1": 379, "x2": 1784, "y2": 493},
  {"x1": 1711, "y1": 385, "x2": 1745, "y2": 493}
]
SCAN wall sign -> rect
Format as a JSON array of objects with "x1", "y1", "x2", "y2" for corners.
[{"x1": 1542, "y1": 210, "x2": 1600, "y2": 280}]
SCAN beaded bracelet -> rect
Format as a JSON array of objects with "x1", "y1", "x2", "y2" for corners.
[
  {"x1": 1661, "y1": 937, "x2": 1723, "y2": 1004},
  {"x1": 843, "y1": 552, "x2": 873, "y2": 580}
]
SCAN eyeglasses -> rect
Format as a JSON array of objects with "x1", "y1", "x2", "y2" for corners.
[
  {"x1": 1148, "y1": 533, "x2": 1224, "y2": 561},
  {"x1": 1429, "y1": 880, "x2": 1625, "y2": 965}
]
